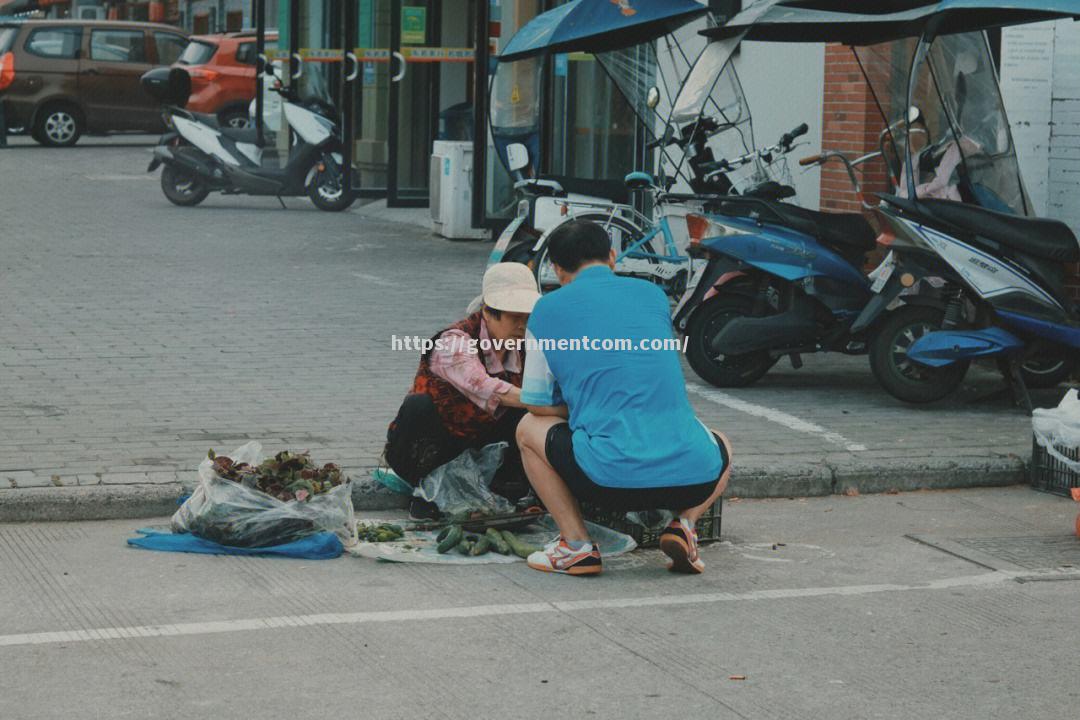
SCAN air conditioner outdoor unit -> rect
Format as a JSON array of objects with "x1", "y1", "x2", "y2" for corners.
[{"x1": 430, "y1": 140, "x2": 487, "y2": 240}]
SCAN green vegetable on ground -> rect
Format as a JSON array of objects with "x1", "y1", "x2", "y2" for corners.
[
  {"x1": 501, "y1": 530, "x2": 542, "y2": 559},
  {"x1": 457, "y1": 538, "x2": 475, "y2": 555},
  {"x1": 437, "y1": 524, "x2": 464, "y2": 554},
  {"x1": 469, "y1": 535, "x2": 492, "y2": 556},
  {"x1": 486, "y1": 528, "x2": 511, "y2": 555},
  {"x1": 357, "y1": 522, "x2": 405, "y2": 543}
]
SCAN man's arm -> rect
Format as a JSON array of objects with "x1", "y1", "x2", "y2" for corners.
[{"x1": 525, "y1": 403, "x2": 568, "y2": 418}]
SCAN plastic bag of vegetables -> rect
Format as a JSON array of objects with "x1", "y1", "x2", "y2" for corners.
[
  {"x1": 172, "y1": 442, "x2": 357, "y2": 548},
  {"x1": 414, "y1": 441, "x2": 514, "y2": 516}
]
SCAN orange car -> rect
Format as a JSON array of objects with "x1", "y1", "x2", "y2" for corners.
[{"x1": 174, "y1": 31, "x2": 277, "y2": 128}]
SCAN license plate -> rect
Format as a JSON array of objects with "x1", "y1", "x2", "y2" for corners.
[{"x1": 869, "y1": 252, "x2": 895, "y2": 293}]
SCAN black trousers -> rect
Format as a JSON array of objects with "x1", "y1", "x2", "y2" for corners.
[{"x1": 384, "y1": 393, "x2": 528, "y2": 501}]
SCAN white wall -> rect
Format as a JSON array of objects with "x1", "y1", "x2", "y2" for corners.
[
  {"x1": 1002, "y1": 19, "x2": 1080, "y2": 228},
  {"x1": 733, "y1": 41, "x2": 824, "y2": 210}
]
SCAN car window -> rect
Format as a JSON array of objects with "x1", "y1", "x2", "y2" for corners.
[
  {"x1": 154, "y1": 32, "x2": 188, "y2": 65},
  {"x1": 177, "y1": 39, "x2": 216, "y2": 66},
  {"x1": 235, "y1": 42, "x2": 261, "y2": 66},
  {"x1": 24, "y1": 27, "x2": 82, "y2": 59},
  {"x1": 0, "y1": 26, "x2": 18, "y2": 54},
  {"x1": 90, "y1": 29, "x2": 147, "y2": 63}
]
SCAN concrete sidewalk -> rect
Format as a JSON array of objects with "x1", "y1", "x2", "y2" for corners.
[
  {"x1": 3, "y1": 487, "x2": 1079, "y2": 720},
  {"x1": 0, "y1": 138, "x2": 1072, "y2": 521}
]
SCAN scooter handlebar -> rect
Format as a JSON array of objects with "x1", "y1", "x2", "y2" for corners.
[{"x1": 781, "y1": 123, "x2": 809, "y2": 147}]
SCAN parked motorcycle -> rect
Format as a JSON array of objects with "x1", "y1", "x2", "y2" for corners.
[
  {"x1": 140, "y1": 65, "x2": 353, "y2": 211},
  {"x1": 667, "y1": 0, "x2": 1080, "y2": 394}
]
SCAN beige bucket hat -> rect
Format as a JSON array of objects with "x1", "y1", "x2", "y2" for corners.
[{"x1": 474, "y1": 263, "x2": 541, "y2": 314}]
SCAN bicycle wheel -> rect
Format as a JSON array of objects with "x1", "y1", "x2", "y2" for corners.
[{"x1": 532, "y1": 213, "x2": 657, "y2": 294}]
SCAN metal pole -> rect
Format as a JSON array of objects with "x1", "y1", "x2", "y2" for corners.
[{"x1": 255, "y1": 0, "x2": 266, "y2": 147}]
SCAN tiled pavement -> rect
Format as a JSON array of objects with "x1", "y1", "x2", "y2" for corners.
[{"x1": 0, "y1": 137, "x2": 1066, "y2": 519}]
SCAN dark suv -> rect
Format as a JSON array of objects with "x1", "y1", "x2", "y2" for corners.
[{"x1": 0, "y1": 20, "x2": 188, "y2": 146}]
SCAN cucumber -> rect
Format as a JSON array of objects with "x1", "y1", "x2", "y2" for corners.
[
  {"x1": 501, "y1": 530, "x2": 542, "y2": 559},
  {"x1": 469, "y1": 535, "x2": 492, "y2": 556},
  {"x1": 486, "y1": 528, "x2": 511, "y2": 555},
  {"x1": 436, "y1": 524, "x2": 463, "y2": 554},
  {"x1": 457, "y1": 539, "x2": 474, "y2": 555},
  {"x1": 436, "y1": 526, "x2": 452, "y2": 543}
]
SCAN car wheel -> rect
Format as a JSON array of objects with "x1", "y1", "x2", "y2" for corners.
[
  {"x1": 218, "y1": 108, "x2": 251, "y2": 129},
  {"x1": 34, "y1": 103, "x2": 83, "y2": 147}
]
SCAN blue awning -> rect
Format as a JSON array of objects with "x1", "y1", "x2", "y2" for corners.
[
  {"x1": 703, "y1": 0, "x2": 1080, "y2": 44},
  {"x1": 499, "y1": 0, "x2": 709, "y2": 61}
]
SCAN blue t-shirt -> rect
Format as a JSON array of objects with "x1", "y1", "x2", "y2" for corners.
[{"x1": 521, "y1": 265, "x2": 722, "y2": 489}]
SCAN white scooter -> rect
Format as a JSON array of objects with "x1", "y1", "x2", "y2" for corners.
[{"x1": 141, "y1": 66, "x2": 354, "y2": 211}]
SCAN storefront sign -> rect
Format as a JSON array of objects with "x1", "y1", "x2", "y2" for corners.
[{"x1": 401, "y1": 6, "x2": 426, "y2": 45}]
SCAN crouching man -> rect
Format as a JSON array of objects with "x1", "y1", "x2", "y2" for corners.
[
  {"x1": 516, "y1": 220, "x2": 731, "y2": 576},
  {"x1": 385, "y1": 263, "x2": 541, "y2": 519}
]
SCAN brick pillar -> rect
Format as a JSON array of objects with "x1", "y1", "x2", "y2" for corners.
[{"x1": 819, "y1": 45, "x2": 892, "y2": 214}]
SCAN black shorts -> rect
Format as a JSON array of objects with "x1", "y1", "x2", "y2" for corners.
[{"x1": 544, "y1": 423, "x2": 728, "y2": 512}]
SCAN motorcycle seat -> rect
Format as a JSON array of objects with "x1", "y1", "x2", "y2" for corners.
[
  {"x1": 540, "y1": 175, "x2": 629, "y2": 205},
  {"x1": 888, "y1": 196, "x2": 1080, "y2": 263},
  {"x1": 758, "y1": 201, "x2": 877, "y2": 257},
  {"x1": 187, "y1": 111, "x2": 221, "y2": 128},
  {"x1": 220, "y1": 126, "x2": 262, "y2": 145}
]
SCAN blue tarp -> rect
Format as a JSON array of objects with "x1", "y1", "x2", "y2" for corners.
[
  {"x1": 499, "y1": 0, "x2": 708, "y2": 61},
  {"x1": 127, "y1": 528, "x2": 344, "y2": 559}
]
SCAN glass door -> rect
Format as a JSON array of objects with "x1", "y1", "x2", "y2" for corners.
[{"x1": 388, "y1": 0, "x2": 438, "y2": 206}]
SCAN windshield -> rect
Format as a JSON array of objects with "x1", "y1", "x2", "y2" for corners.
[
  {"x1": 178, "y1": 40, "x2": 216, "y2": 66},
  {"x1": 857, "y1": 31, "x2": 1029, "y2": 213},
  {"x1": 488, "y1": 56, "x2": 543, "y2": 176},
  {"x1": 916, "y1": 31, "x2": 1029, "y2": 214}
]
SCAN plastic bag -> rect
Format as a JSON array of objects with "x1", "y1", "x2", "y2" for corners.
[
  {"x1": 172, "y1": 442, "x2": 357, "y2": 548},
  {"x1": 415, "y1": 441, "x2": 515, "y2": 516},
  {"x1": 1033, "y1": 389, "x2": 1080, "y2": 473}
]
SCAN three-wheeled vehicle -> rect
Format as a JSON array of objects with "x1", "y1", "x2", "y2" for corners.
[{"x1": 670, "y1": 0, "x2": 1080, "y2": 398}]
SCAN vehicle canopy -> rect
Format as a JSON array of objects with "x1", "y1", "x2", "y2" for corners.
[
  {"x1": 674, "y1": 0, "x2": 1080, "y2": 216},
  {"x1": 489, "y1": 0, "x2": 759, "y2": 191}
]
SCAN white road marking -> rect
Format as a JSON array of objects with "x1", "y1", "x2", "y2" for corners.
[
  {"x1": 0, "y1": 571, "x2": 1016, "y2": 649},
  {"x1": 82, "y1": 174, "x2": 154, "y2": 181},
  {"x1": 686, "y1": 383, "x2": 868, "y2": 452}
]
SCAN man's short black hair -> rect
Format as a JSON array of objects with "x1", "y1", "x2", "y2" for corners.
[{"x1": 546, "y1": 219, "x2": 611, "y2": 272}]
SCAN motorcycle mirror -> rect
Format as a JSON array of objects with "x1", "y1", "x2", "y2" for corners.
[
  {"x1": 646, "y1": 86, "x2": 660, "y2": 110},
  {"x1": 506, "y1": 143, "x2": 529, "y2": 173}
]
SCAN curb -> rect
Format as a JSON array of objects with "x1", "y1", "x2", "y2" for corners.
[{"x1": 0, "y1": 456, "x2": 1028, "y2": 523}]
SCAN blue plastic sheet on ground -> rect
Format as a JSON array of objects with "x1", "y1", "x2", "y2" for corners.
[{"x1": 127, "y1": 528, "x2": 343, "y2": 559}]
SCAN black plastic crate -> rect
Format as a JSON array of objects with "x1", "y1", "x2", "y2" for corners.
[
  {"x1": 582, "y1": 497, "x2": 723, "y2": 548},
  {"x1": 1029, "y1": 435, "x2": 1080, "y2": 497}
]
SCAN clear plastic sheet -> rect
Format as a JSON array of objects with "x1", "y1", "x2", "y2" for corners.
[
  {"x1": 414, "y1": 441, "x2": 515, "y2": 516},
  {"x1": 172, "y1": 442, "x2": 357, "y2": 548}
]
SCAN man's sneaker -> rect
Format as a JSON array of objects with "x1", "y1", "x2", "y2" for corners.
[
  {"x1": 409, "y1": 497, "x2": 441, "y2": 521},
  {"x1": 527, "y1": 537, "x2": 603, "y2": 576},
  {"x1": 659, "y1": 518, "x2": 705, "y2": 574}
]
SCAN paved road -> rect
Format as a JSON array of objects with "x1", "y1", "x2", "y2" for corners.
[
  {"x1": 3, "y1": 488, "x2": 1080, "y2": 719},
  {"x1": 0, "y1": 137, "x2": 1069, "y2": 513}
]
